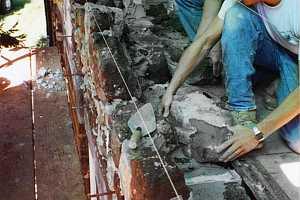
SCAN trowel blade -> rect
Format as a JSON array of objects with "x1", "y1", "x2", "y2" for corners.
[{"x1": 128, "y1": 103, "x2": 156, "y2": 136}]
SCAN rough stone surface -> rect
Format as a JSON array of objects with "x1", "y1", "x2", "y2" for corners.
[
  {"x1": 170, "y1": 86, "x2": 232, "y2": 162},
  {"x1": 81, "y1": 3, "x2": 141, "y2": 101},
  {"x1": 190, "y1": 120, "x2": 232, "y2": 163},
  {"x1": 171, "y1": 150, "x2": 250, "y2": 200},
  {"x1": 127, "y1": 18, "x2": 172, "y2": 84},
  {"x1": 118, "y1": 140, "x2": 190, "y2": 200},
  {"x1": 130, "y1": 149, "x2": 190, "y2": 200},
  {"x1": 223, "y1": 183, "x2": 251, "y2": 200},
  {"x1": 36, "y1": 67, "x2": 66, "y2": 92}
]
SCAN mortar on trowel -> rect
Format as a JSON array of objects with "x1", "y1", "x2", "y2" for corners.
[{"x1": 128, "y1": 103, "x2": 157, "y2": 149}]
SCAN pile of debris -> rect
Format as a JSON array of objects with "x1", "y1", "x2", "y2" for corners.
[{"x1": 36, "y1": 67, "x2": 66, "y2": 92}]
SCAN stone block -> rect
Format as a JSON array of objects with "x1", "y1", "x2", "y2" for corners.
[
  {"x1": 81, "y1": 3, "x2": 141, "y2": 100},
  {"x1": 124, "y1": 0, "x2": 147, "y2": 18},
  {"x1": 127, "y1": 22, "x2": 171, "y2": 84},
  {"x1": 184, "y1": 164, "x2": 250, "y2": 200},
  {"x1": 119, "y1": 141, "x2": 190, "y2": 200},
  {"x1": 190, "y1": 120, "x2": 232, "y2": 163},
  {"x1": 84, "y1": 3, "x2": 124, "y2": 38},
  {"x1": 170, "y1": 86, "x2": 232, "y2": 162},
  {"x1": 91, "y1": 33, "x2": 140, "y2": 100}
]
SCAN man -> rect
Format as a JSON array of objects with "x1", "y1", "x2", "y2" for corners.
[{"x1": 161, "y1": 0, "x2": 300, "y2": 161}]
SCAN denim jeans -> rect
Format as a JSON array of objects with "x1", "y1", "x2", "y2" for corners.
[
  {"x1": 175, "y1": 0, "x2": 205, "y2": 40},
  {"x1": 222, "y1": 4, "x2": 300, "y2": 145}
]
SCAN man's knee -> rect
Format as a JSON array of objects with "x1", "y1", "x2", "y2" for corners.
[{"x1": 223, "y1": 4, "x2": 253, "y2": 34}]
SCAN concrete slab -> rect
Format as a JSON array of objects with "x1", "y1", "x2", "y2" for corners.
[
  {"x1": 184, "y1": 164, "x2": 250, "y2": 200},
  {"x1": 256, "y1": 153, "x2": 300, "y2": 200}
]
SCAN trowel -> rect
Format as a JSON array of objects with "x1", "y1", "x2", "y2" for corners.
[{"x1": 128, "y1": 103, "x2": 156, "y2": 149}]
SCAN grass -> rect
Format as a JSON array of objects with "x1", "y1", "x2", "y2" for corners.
[
  {"x1": 0, "y1": 0, "x2": 31, "y2": 21},
  {"x1": 1, "y1": 0, "x2": 46, "y2": 47},
  {"x1": 12, "y1": 0, "x2": 31, "y2": 10}
]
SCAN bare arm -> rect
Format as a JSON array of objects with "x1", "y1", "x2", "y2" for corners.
[
  {"x1": 160, "y1": 17, "x2": 223, "y2": 117},
  {"x1": 196, "y1": 0, "x2": 223, "y2": 37},
  {"x1": 258, "y1": 61, "x2": 300, "y2": 137},
  {"x1": 167, "y1": 17, "x2": 223, "y2": 95}
]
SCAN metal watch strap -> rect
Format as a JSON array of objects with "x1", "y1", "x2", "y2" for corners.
[{"x1": 252, "y1": 126, "x2": 264, "y2": 143}]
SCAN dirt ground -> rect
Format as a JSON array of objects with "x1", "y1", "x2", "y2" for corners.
[{"x1": 1, "y1": 0, "x2": 47, "y2": 47}]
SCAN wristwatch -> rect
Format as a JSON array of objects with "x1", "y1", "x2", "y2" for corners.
[{"x1": 252, "y1": 126, "x2": 265, "y2": 143}]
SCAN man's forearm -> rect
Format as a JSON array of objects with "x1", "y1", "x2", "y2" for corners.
[
  {"x1": 167, "y1": 18, "x2": 223, "y2": 94},
  {"x1": 196, "y1": 0, "x2": 222, "y2": 37},
  {"x1": 257, "y1": 86, "x2": 300, "y2": 138},
  {"x1": 167, "y1": 38, "x2": 210, "y2": 93},
  {"x1": 257, "y1": 61, "x2": 300, "y2": 137}
]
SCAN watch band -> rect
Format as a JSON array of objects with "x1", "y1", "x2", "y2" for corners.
[{"x1": 252, "y1": 126, "x2": 265, "y2": 143}]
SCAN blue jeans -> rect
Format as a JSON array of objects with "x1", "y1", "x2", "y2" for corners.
[
  {"x1": 222, "y1": 5, "x2": 300, "y2": 146},
  {"x1": 175, "y1": 0, "x2": 205, "y2": 40}
]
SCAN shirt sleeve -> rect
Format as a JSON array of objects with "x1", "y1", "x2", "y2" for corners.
[{"x1": 217, "y1": 0, "x2": 239, "y2": 20}]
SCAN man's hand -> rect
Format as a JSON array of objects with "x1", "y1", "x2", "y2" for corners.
[
  {"x1": 217, "y1": 125, "x2": 260, "y2": 162},
  {"x1": 160, "y1": 90, "x2": 173, "y2": 118}
]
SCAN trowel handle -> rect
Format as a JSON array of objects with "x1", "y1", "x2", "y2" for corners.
[{"x1": 128, "y1": 127, "x2": 142, "y2": 149}]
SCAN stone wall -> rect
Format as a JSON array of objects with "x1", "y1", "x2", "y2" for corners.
[{"x1": 50, "y1": 0, "x2": 252, "y2": 199}]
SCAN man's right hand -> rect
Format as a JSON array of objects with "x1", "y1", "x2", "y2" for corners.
[{"x1": 160, "y1": 91, "x2": 173, "y2": 118}]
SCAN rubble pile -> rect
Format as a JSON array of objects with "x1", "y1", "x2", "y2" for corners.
[{"x1": 36, "y1": 67, "x2": 66, "y2": 92}]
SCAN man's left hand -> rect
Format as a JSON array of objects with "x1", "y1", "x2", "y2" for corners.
[{"x1": 217, "y1": 125, "x2": 260, "y2": 162}]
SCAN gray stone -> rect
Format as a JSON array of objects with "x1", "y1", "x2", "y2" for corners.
[
  {"x1": 184, "y1": 165, "x2": 247, "y2": 200},
  {"x1": 170, "y1": 86, "x2": 232, "y2": 162},
  {"x1": 95, "y1": 0, "x2": 115, "y2": 6},
  {"x1": 85, "y1": 3, "x2": 125, "y2": 38},
  {"x1": 157, "y1": 119, "x2": 172, "y2": 135},
  {"x1": 82, "y1": 3, "x2": 142, "y2": 100},
  {"x1": 190, "y1": 120, "x2": 232, "y2": 163},
  {"x1": 124, "y1": 0, "x2": 147, "y2": 18},
  {"x1": 127, "y1": 24, "x2": 171, "y2": 84},
  {"x1": 223, "y1": 183, "x2": 251, "y2": 200}
]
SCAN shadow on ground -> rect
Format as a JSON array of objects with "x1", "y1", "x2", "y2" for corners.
[{"x1": 0, "y1": 0, "x2": 31, "y2": 20}]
